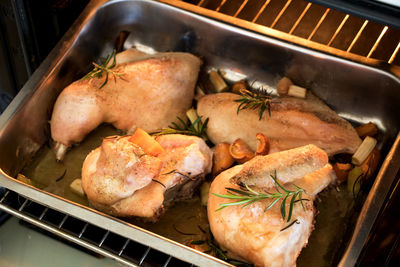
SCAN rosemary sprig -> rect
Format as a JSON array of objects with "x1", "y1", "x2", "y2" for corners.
[
  {"x1": 190, "y1": 234, "x2": 251, "y2": 266},
  {"x1": 235, "y1": 88, "x2": 280, "y2": 120},
  {"x1": 190, "y1": 239, "x2": 251, "y2": 266},
  {"x1": 213, "y1": 171, "x2": 306, "y2": 222},
  {"x1": 280, "y1": 219, "x2": 300, "y2": 232},
  {"x1": 81, "y1": 50, "x2": 124, "y2": 89},
  {"x1": 151, "y1": 116, "x2": 209, "y2": 141},
  {"x1": 55, "y1": 169, "x2": 67, "y2": 182},
  {"x1": 190, "y1": 239, "x2": 228, "y2": 261}
]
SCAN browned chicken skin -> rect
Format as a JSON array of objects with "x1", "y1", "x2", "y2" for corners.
[
  {"x1": 197, "y1": 92, "x2": 361, "y2": 156},
  {"x1": 208, "y1": 145, "x2": 335, "y2": 266},
  {"x1": 81, "y1": 134, "x2": 212, "y2": 221},
  {"x1": 51, "y1": 49, "x2": 201, "y2": 160}
]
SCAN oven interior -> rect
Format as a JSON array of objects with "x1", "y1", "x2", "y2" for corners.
[{"x1": 0, "y1": 0, "x2": 399, "y2": 266}]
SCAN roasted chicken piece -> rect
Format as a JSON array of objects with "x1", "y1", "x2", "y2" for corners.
[
  {"x1": 208, "y1": 145, "x2": 335, "y2": 267},
  {"x1": 51, "y1": 49, "x2": 201, "y2": 160},
  {"x1": 81, "y1": 134, "x2": 212, "y2": 221},
  {"x1": 197, "y1": 92, "x2": 361, "y2": 156}
]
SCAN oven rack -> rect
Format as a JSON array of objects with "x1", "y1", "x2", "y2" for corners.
[
  {"x1": 176, "y1": 0, "x2": 400, "y2": 66},
  {"x1": 0, "y1": 188, "x2": 193, "y2": 267}
]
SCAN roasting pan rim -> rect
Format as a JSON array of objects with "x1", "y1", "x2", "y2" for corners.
[
  {"x1": 0, "y1": 0, "x2": 399, "y2": 266},
  {"x1": 0, "y1": 168, "x2": 231, "y2": 266}
]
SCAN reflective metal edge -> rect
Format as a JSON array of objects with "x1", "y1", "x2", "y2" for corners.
[
  {"x1": 0, "y1": 200, "x2": 139, "y2": 267},
  {"x1": 0, "y1": 0, "x2": 230, "y2": 265},
  {"x1": 158, "y1": 0, "x2": 400, "y2": 74},
  {"x1": 0, "y1": 0, "x2": 108, "y2": 131},
  {"x1": 339, "y1": 132, "x2": 400, "y2": 267},
  {"x1": 0, "y1": 0, "x2": 398, "y2": 266},
  {"x1": 0, "y1": 170, "x2": 230, "y2": 267}
]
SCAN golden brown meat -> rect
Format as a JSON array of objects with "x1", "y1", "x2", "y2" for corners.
[
  {"x1": 208, "y1": 145, "x2": 335, "y2": 267},
  {"x1": 81, "y1": 137, "x2": 161, "y2": 207},
  {"x1": 230, "y1": 144, "x2": 329, "y2": 188},
  {"x1": 51, "y1": 49, "x2": 201, "y2": 160},
  {"x1": 197, "y1": 92, "x2": 361, "y2": 156},
  {"x1": 81, "y1": 134, "x2": 212, "y2": 221}
]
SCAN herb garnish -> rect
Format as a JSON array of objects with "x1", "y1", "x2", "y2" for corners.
[
  {"x1": 235, "y1": 88, "x2": 280, "y2": 120},
  {"x1": 173, "y1": 224, "x2": 198, "y2": 236},
  {"x1": 280, "y1": 219, "x2": 300, "y2": 232},
  {"x1": 160, "y1": 169, "x2": 191, "y2": 179},
  {"x1": 151, "y1": 116, "x2": 209, "y2": 141},
  {"x1": 55, "y1": 169, "x2": 67, "y2": 182},
  {"x1": 190, "y1": 239, "x2": 228, "y2": 261},
  {"x1": 81, "y1": 50, "x2": 124, "y2": 89},
  {"x1": 190, "y1": 226, "x2": 252, "y2": 266},
  {"x1": 352, "y1": 171, "x2": 364, "y2": 199},
  {"x1": 213, "y1": 171, "x2": 307, "y2": 222},
  {"x1": 190, "y1": 239, "x2": 251, "y2": 266},
  {"x1": 152, "y1": 179, "x2": 166, "y2": 188}
]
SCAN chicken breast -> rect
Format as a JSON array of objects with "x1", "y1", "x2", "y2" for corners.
[
  {"x1": 81, "y1": 134, "x2": 212, "y2": 221},
  {"x1": 197, "y1": 92, "x2": 361, "y2": 156},
  {"x1": 51, "y1": 49, "x2": 201, "y2": 160},
  {"x1": 208, "y1": 145, "x2": 334, "y2": 267}
]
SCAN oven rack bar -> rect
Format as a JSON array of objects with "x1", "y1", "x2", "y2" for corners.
[
  {"x1": 0, "y1": 188, "x2": 193, "y2": 267},
  {"x1": 185, "y1": 0, "x2": 400, "y2": 66}
]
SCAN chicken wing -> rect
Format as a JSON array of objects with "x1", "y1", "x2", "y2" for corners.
[
  {"x1": 197, "y1": 92, "x2": 361, "y2": 156},
  {"x1": 208, "y1": 144, "x2": 335, "y2": 266},
  {"x1": 51, "y1": 49, "x2": 201, "y2": 160}
]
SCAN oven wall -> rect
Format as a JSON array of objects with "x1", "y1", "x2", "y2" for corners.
[{"x1": 0, "y1": 0, "x2": 89, "y2": 113}]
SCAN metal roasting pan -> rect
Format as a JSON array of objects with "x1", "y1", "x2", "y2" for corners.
[{"x1": 0, "y1": 0, "x2": 400, "y2": 266}]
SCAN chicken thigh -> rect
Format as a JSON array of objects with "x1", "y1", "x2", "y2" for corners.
[
  {"x1": 51, "y1": 49, "x2": 201, "y2": 160},
  {"x1": 208, "y1": 145, "x2": 335, "y2": 266},
  {"x1": 82, "y1": 134, "x2": 212, "y2": 221},
  {"x1": 197, "y1": 92, "x2": 361, "y2": 156}
]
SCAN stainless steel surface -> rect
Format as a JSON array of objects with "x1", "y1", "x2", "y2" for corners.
[
  {"x1": 339, "y1": 133, "x2": 400, "y2": 267},
  {"x1": 0, "y1": 189, "x2": 139, "y2": 267},
  {"x1": 375, "y1": 0, "x2": 400, "y2": 8},
  {"x1": 0, "y1": 215, "x2": 120, "y2": 267},
  {"x1": 0, "y1": 177, "x2": 225, "y2": 266},
  {"x1": 0, "y1": 0, "x2": 399, "y2": 266}
]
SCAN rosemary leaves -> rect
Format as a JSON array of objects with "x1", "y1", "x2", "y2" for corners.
[
  {"x1": 81, "y1": 50, "x2": 124, "y2": 89},
  {"x1": 190, "y1": 233, "x2": 251, "y2": 266},
  {"x1": 151, "y1": 116, "x2": 209, "y2": 141},
  {"x1": 213, "y1": 172, "x2": 307, "y2": 222},
  {"x1": 190, "y1": 239, "x2": 229, "y2": 261},
  {"x1": 235, "y1": 88, "x2": 280, "y2": 120}
]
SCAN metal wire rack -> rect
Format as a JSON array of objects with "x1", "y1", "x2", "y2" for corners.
[
  {"x1": 180, "y1": 0, "x2": 400, "y2": 66},
  {"x1": 0, "y1": 188, "x2": 193, "y2": 267}
]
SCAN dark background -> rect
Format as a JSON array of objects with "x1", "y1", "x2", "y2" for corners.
[{"x1": 0, "y1": 0, "x2": 89, "y2": 112}]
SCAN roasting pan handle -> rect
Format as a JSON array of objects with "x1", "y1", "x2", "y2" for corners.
[{"x1": 339, "y1": 132, "x2": 400, "y2": 267}]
